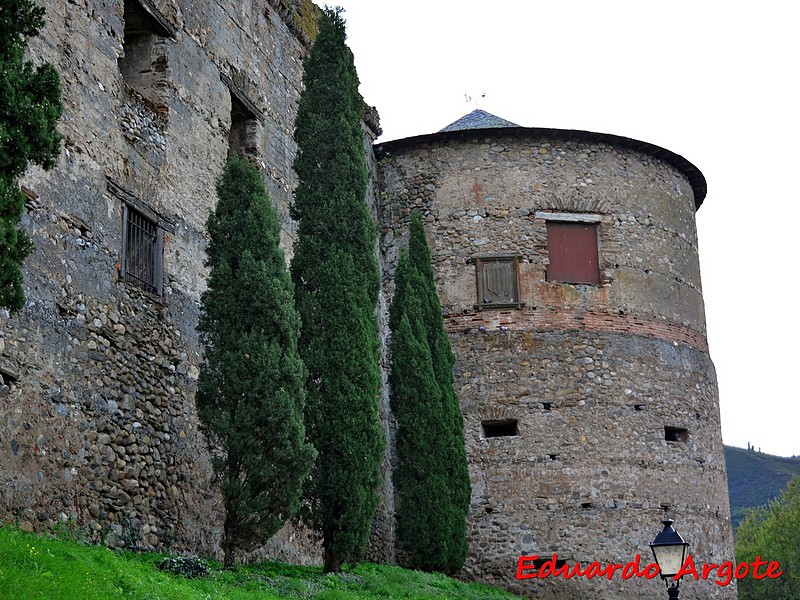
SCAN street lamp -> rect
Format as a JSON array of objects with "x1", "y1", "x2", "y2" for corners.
[{"x1": 649, "y1": 519, "x2": 690, "y2": 600}]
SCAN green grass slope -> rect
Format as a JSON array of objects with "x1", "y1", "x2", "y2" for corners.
[
  {"x1": 0, "y1": 526, "x2": 521, "y2": 600},
  {"x1": 725, "y1": 445, "x2": 800, "y2": 529}
]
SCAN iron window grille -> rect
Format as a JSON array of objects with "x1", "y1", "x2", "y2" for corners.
[{"x1": 122, "y1": 204, "x2": 163, "y2": 296}]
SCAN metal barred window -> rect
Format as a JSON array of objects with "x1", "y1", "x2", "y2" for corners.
[{"x1": 122, "y1": 204, "x2": 163, "y2": 295}]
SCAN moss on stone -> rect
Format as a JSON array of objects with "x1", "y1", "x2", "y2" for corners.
[
  {"x1": 295, "y1": 0, "x2": 320, "y2": 41},
  {"x1": 276, "y1": 0, "x2": 320, "y2": 44}
]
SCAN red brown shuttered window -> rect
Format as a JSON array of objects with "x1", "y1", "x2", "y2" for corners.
[
  {"x1": 545, "y1": 221, "x2": 600, "y2": 284},
  {"x1": 122, "y1": 204, "x2": 163, "y2": 295}
]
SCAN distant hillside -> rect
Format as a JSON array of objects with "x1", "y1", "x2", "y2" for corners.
[{"x1": 725, "y1": 445, "x2": 800, "y2": 529}]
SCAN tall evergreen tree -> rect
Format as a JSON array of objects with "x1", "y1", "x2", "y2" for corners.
[
  {"x1": 0, "y1": 0, "x2": 62, "y2": 312},
  {"x1": 196, "y1": 156, "x2": 315, "y2": 569},
  {"x1": 390, "y1": 252, "x2": 452, "y2": 572},
  {"x1": 290, "y1": 8, "x2": 383, "y2": 573},
  {"x1": 389, "y1": 212, "x2": 470, "y2": 573}
]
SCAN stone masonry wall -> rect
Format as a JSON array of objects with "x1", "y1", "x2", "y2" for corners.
[
  {"x1": 2, "y1": 0, "x2": 735, "y2": 592},
  {"x1": 377, "y1": 132, "x2": 735, "y2": 598},
  {"x1": 1, "y1": 0, "x2": 320, "y2": 562}
]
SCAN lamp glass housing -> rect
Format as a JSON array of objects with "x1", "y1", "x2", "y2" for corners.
[
  {"x1": 649, "y1": 519, "x2": 690, "y2": 579},
  {"x1": 651, "y1": 543, "x2": 688, "y2": 578}
]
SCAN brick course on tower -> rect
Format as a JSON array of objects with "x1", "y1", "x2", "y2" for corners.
[{"x1": 1, "y1": 1, "x2": 734, "y2": 597}]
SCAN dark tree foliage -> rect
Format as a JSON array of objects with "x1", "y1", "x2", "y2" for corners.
[
  {"x1": 389, "y1": 257, "x2": 452, "y2": 572},
  {"x1": 0, "y1": 0, "x2": 62, "y2": 312},
  {"x1": 736, "y1": 475, "x2": 800, "y2": 599},
  {"x1": 196, "y1": 157, "x2": 315, "y2": 570},
  {"x1": 389, "y1": 213, "x2": 471, "y2": 573},
  {"x1": 290, "y1": 8, "x2": 383, "y2": 573}
]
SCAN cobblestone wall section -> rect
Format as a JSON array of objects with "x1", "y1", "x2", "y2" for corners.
[{"x1": 1, "y1": 0, "x2": 318, "y2": 563}]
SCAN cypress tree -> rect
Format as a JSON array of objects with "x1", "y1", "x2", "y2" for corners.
[
  {"x1": 390, "y1": 252, "x2": 451, "y2": 572},
  {"x1": 389, "y1": 212, "x2": 470, "y2": 573},
  {"x1": 196, "y1": 156, "x2": 315, "y2": 569},
  {"x1": 290, "y1": 8, "x2": 383, "y2": 573},
  {"x1": 0, "y1": 0, "x2": 62, "y2": 312}
]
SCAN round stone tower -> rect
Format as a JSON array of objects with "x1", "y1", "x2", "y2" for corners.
[{"x1": 376, "y1": 110, "x2": 735, "y2": 599}]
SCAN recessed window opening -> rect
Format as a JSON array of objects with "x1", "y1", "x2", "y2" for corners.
[
  {"x1": 122, "y1": 204, "x2": 163, "y2": 295},
  {"x1": 664, "y1": 426, "x2": 689, "y2": 443},
  {"x1": 542, "y1": 402, "x2": 552, "y2": 411},
  {"x1": 545, "y1": 220, "x2": 600, "y2": 284},
  {"x1": 482, "y1": 419, "x2": 518, "y2": 438},
  {"x1": 228, "y1": 92, "x2": 260, "y2": 160},
  {"x1": 634, "y1": 404, "x2": 646, "y2": 411},
  {"x1": 581, "y1": 502, "x2": 593, "y2": 509},
  {"x1": 119, "y1": 0, "x2": 173, "y2": 108}
]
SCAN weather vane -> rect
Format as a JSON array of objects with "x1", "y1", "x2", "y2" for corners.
[{"x1": 464, "y1": 92, "x2": 486, "y2": 108}]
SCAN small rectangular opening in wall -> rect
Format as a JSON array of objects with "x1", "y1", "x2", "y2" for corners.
[
  {"x1": 228, "y1": 92, "x2": 260, "y2": 159},
  {"x1": 119, "y1": 0, "x2": 174, "y2": 108},
  {"x1": 664, "y1": 426, "x2": 689, "y2": 443},
  {"x1": 634, "y1": 404, "x2": 646, "y2": 411},
  {"x1": 482, "y1": 419, "x2": 518, "y2": 438},
  {"x1": 221, "y1": 73, "x2": 263, "y2": 160},
  {"x1": 542, "y1": 402, "x2": 552, "y2": 411}
]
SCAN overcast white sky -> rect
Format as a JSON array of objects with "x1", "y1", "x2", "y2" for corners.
[{"x1": 332, "y1": 0, "x2": 800, "y2": 457}]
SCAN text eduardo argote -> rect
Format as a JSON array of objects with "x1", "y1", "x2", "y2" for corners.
[{"x1": 516, "y1": 553, "x2": 782, "y2": 587}]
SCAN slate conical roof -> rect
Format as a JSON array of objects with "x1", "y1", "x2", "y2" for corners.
[{"x1": 439, "y1": 109, "x2": 520, "y2": 132}]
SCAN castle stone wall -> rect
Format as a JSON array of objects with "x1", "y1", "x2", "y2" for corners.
[
  {"x1": 1, "y1": 0, "x2": 319, "y2": 561},
  {"x1": 1, "y1": 1, "x2": 735, "y2": 593},
  {"x1": 377, "y1": 132, "x2": 735, "y2": 598}
]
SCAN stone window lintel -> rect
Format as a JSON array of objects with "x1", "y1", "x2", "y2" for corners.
[
  {"x1": 106, "y1": 179, "x2": 175, "y2": 234},
  {"x1": 534, "y1": 211, "x2": 605, "y2": 223},
  {"x1": 220, "y1": 72, "x2": 263, "y2": 123},
  {"x1": 130, "y1": 0, "x2": 178, "y2": 39}
]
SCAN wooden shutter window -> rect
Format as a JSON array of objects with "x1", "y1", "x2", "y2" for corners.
[
  {"x1": 545, "y1": 221, "x2": 600, "y2": 284},
  {"x1": 475, "y1": 256, "x2": 521, "y2": 308}
]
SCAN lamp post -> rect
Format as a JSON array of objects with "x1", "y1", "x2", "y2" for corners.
[{"x1": 649, "y1": 519, "x2": 690, "y2": 600}]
